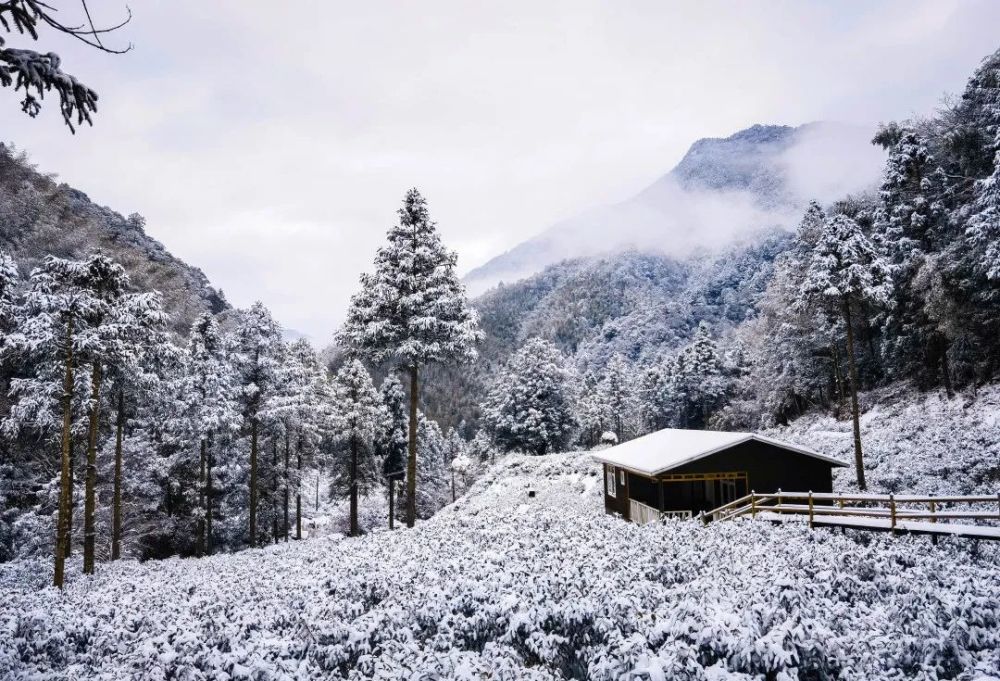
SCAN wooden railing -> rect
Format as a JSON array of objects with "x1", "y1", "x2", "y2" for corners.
[
  {"x1": 704, "y1": 490, "x2": 1000, "y2": 540},
  {"x1": 629, "y1": 499, "x2": 662, "y2": 526}
]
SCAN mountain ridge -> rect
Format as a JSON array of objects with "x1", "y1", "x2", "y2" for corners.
[{"x1": 464, "y1": 121, "x2": 882, "y2": 295}]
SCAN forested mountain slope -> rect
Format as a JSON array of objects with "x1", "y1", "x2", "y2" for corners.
[
  {"x1": 464, "y1": 122, "x2": 882, "y2": 294},
  {"x1": 0, "y1": 145, "x2": 227, "y2": 334},
  {"x1": 424, "y1": 231, "x2": 789, "y2": 434}
]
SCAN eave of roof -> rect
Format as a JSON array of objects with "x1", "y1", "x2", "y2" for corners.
[{"x1": 590, "y1": 430, "x2": 848, "y2": 477}]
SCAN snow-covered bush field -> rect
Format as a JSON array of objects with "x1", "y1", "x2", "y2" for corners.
[
  {"x1": 2, "y1": 452, "x2": 999, "y2": 680},
  {"x1": 768, "y1": 383, "x2": 1000, "y2": 495}
]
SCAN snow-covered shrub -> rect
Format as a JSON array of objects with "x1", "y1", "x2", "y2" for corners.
[{"x1": 1, "y1": 452, "x2": 997, "y2": 680}]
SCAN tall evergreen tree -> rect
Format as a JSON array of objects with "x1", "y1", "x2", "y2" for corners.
[
  {"x1": 596, "y1": 354, "x2": 638, "y2": 442},
  {"x1": 7, "y1": 255, "x2": 103, "y2": 587},
  {"x1": 230, "y1": 302, "x2": 284, "y2": 547},
  {"x1": 481, "y1": 337, "x2": 577, "y2": 455},
  {"x1": 331, "y1": 359, "x2": 383, "y2": 536},
  {"x1": 179, "y1": 313, "x2": 238, "y2": 556},
  {"x1": 803, "y1": 214, "x2": 891, "y2": 490},
  {"x1": 339, "y1": 189, "x2": 481, "y2": 527}
]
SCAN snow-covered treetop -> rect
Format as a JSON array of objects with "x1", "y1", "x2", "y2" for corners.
[
  {"x1": 332, "y1": 358, "x2": 383, "y2": 444},
  {"x1": 229, "y1": 301, "x2": 285, "y2": 414},
  {"x1": 338, "y1": 188, "x2": 482, "y2": 368},
  {"x1": 802, "y1": 215, "x2": 892, "y2": 306}
]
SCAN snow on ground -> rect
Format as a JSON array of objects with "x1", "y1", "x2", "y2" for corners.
[
  {"x1": 766, "y1": 383, "x2": 1000, "y2": 495},
  {"x1": 2, "y1": 452, "x2": 999, "y2": 680}
]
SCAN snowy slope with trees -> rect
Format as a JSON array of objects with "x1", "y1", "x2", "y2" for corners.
[
  {"x1": 767, "y1": 383, "x2": 1000, "y2": 496},
  {"x1": 2, "y1": 452, "x2": 998, "y2": 680}
]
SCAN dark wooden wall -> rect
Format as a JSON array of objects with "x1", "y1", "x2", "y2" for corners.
[
  {"x1": 602, "y1": 464, "x2": 630, "y2": 519},
  {"x1": 667, "y1": 440, "x2": 836, "y2": 495}
]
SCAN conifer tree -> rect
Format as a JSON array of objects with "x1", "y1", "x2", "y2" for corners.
[
  {"x1": 230, "y1": 302, "x2": 284, "y2": 547},
  {"x1": 7, "y1": 255, "x2": 103, "y2": 586},
  {"x1": 104, "y1": 289, "x2": 167, "y2": 560},
  {"x1": 481, "y1": 337, "x2": 577, "y2": 455},
  {"x1": 339, "y1": 189, "x2": 481, "y2": 527},
  {"x1": 180, "y1": 313, "x2": 238, "y2": 555},
  {"x1": 597, "y1": 354, "x2": 638, "y2": 442},
  {"x1": 676, "y1": 322, "x2": 727, "y2": 426},
  {"x1": 332, "y1": 359, "x2": 383, "y2": 536},
  {"x1": 803, "y1": 214, "x2": 891, "y2": 490},
  {"x1": 282, "y1": 339, "x2": 330, "y2": 540}
]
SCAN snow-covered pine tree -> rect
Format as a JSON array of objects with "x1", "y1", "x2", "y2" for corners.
[
  {"x1": 446, "y1": 429, "x2": 472, "y2": 499},
  {"x1": 414, "y1": 414, "x2": 451, "y2": 518},
  {"x1": 376, "y1": 374, "x2": 408, "y2": 479},
  {"x1": 575, "y1": 371, "x2": 608, "y2": 448},
  {"x1": 102, "y1": 288, "x2": 169, "y2": 561},
  {"x1": 178, "y1": 313, "x2": 239, "y2": 555},
  {"x1": 6, "y1": 255, "x2": 105, "y2": 586},
  {"x1": 872, "y1": 131, "x2": 951, "y2": 388},
  {"x1": 0, "y1": 248, "x2": 17, "y2": 337},
  {"x1": 638, "y1": 359, "x2": 675, "y2": 433},
  {"x1": 0, "y1": 1, "x2": 131, "y2": 131},
  {"x1": 676, "y1": 322, "x2": 727, "y2": 427},
  {"x1": 338, "y1": 188, "x2": 482, "y2": 527},
  {"x1": 66, "y1": 254, "x2": 140, "y2": 575},
  {"x1": 229, "y1": 302, "x2": 284, "y2": 548},
  {"x1": 481, "y1": 337, "x2": 577, "y2": 455},
  {"x1": 803, "y1": 214, "x2": 892, "y2": 490},
  {"x1": 596, "y1": 354, "x2": 638, "y2": 442},
  {"x1": 331, "y1": 359, "x2": 383, "y2": 536},
  {"x1": 375, "y1": 374, "x2": 408, "y2": 528},
  {"x1": 283, "y1": 339, "x2": 331, "y2": 540}
]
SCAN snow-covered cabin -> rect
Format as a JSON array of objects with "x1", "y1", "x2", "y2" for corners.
[{"x1": 591, "y1": 429, "x2": 846, "y2": 523}]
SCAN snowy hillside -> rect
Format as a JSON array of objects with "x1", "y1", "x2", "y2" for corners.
[
  {"x1": 464, "y1": 123, "x2": 884, "y2": 294},
  {"x1": 768, "y1": 384, "x2": 1000, "y2": 496},
  {"x1": 3, "y1": 452, "x2": 998, "y2": 680}
]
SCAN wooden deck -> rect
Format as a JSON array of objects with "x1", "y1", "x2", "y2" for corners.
[{"x1": 705, "y1": 491, "x2": 1000, "y2": 541}]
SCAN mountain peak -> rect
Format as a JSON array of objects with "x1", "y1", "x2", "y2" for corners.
[{"x1": 464, "y1": 121, "x2": 882, "y2": 296}]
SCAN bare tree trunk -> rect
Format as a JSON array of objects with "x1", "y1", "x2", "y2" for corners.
[
  {"x1": 451, "y1": 467, "x2": 456, "y2": 503},
  {"x1": 83, "y1": 361, "x2": 103, "y2": 575},
  {"x1": 406, "y1": 365, "x2": 418, "y2": 528},
  {"x1": 206, "y1": 433, "x2": 214, "y2": 555},
  {"x1": 66, "y1": 438, "x2": 75, "y2": 559},
  {"x1": 832, "y1": 342, "x2": 846, "y2": 417},
  {"x1": 941, "y1": 341, "x2": 954, "y2": 398},
  {"x1": 249, "y1": 418, "x2": 258, "y2": 547},
  {"x1": 197, "y1": 438, "x2": 206, "y2": 556},
  {"x1": 349, "y1": 435, "x2": 359, "y2": 536},
  {"x1": 271, "y1": 438, "x2": 279, "y2": 544},
  {"x1": 283, "y1": 428, "x2": 290, "y2": 542},
  {"x1": 295, "y1": 432, "x2": 302, "y2": 540},
  {"x1": 111, "y1": 390, "x2": 124, "y2": 560},
  {"x1": 388, "y1": 479, "x2": 395, "y2": 530},
  {"x1": 54, "y1": 316, "x2": 74, "y2": 589},
  {"x1": 842, "y1": 298, "x2": 867, "y2": 491}
]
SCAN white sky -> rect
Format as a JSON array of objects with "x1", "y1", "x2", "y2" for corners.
[{"x1": 4, "y1": 1, "x2": 1000, "y2": 340}]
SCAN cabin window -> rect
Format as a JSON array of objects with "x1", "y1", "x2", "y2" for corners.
[
  {"x1": 606, "y1": 466, "x2": 617, "y2": 498},
  {"x1": 619, "y1": 470, "x2": 625, "y2": 485}
]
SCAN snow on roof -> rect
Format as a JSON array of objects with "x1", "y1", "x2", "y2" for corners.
[{"x1": 590, "y1": 428, "x2": 847, "y2": 476}]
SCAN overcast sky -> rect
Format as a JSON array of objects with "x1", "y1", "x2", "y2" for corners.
[{"x1": 5, "y1": 1, "x2": 1000, "y2": 340}]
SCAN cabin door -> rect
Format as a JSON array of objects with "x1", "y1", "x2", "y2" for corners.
[{"x1": 719, "y1": 479, "x2": 737, "y2": 505}]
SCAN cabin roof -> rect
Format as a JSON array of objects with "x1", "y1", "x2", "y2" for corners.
[{"x1": 590, "y1": 428, "x2": 847, "y2": 476}]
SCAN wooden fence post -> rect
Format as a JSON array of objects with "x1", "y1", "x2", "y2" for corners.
[
  {"x1": 808, "y1": 491, "x2": 814, "y2": 529},
  {"x1": 889, "y1": 494, "x2": 897, "y2": 534},
  {"x1": 929, "y1": 494, "x2": 937, "y2": 546},
  {"x1": 776, "y1": 488, "x2": 782, "y2": 514},
  {"x1": 751, "y1": 491, "x2": 757, "y2": 518}
]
